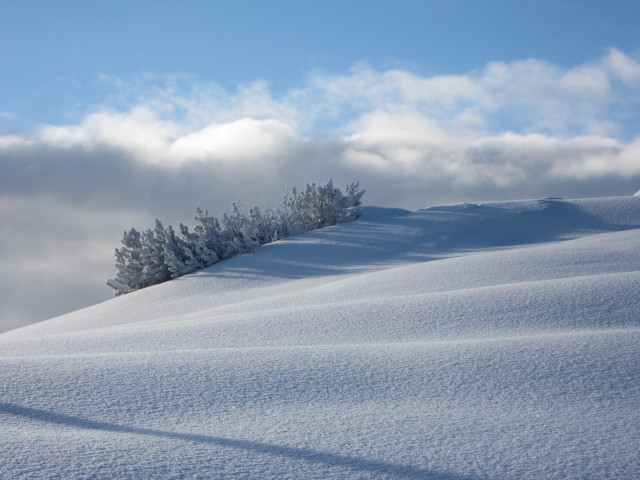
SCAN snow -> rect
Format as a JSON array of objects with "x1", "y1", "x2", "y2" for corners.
[{"x1": 1, "y1": 195, "x2": 639, "y2": 479}]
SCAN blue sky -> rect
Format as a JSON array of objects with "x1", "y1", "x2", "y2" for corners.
[
  {"x1": 1, "y1": 0, "x2": 640, "y2": 331},
  {"x1": 2, "y1": 0, "x2": 639, "y2": 128}
]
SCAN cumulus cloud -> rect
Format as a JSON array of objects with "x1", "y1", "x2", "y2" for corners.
[
  {"x1": 2, "y1": 48, "x2": 640, "y2": 331},
  {"x1": 169, "y1": 119, "x2": 298, "y2": 165},
  {"x1": 604, "y1": 47, "x2": 640, "y2": 85}
]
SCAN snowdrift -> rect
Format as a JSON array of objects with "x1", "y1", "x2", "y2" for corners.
[{"x1": 1, "y1": 196, "x2": 639, "y2": 479}]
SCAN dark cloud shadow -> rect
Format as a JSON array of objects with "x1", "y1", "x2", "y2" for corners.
[{"x1": 1, "y1": 401, "x2": 481, "y2": 480}]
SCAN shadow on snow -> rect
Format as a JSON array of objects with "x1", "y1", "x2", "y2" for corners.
[
  {"x1": 182, "y1": 199, "x2": 639, "y2": 282},
  {"x1": 1, "y1": 401, "x2": 481, "y2": 480}
]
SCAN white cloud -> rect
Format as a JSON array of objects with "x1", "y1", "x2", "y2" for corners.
[
  {"x1": 0, "y1": 134, "x2": 34, "y2": 149},
  {"x1": 39, "y1": 106, "x2": 180, "y2": 161},
  {"x1": 341, "y1": 110, "x2": 453, "y2": 174},
  {"x1": 169, "y1": 118, "x2": 297, "y2": 165},
  {"x1": 604, "y1": 47, "x2": 640, "y2": 85}
]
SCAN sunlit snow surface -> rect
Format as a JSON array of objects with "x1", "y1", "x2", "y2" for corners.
[{"x1": 1, "y1": 196, "x2": 639, "y2": 479}]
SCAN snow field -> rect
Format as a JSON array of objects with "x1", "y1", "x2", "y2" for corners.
[{"x1": 1, "y1": 196, "x2": 639, "y2": 479}]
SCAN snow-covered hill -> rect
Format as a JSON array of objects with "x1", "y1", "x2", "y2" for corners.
[{"x1": 1, "y1": 196, "x2": 639, "y2": 479}]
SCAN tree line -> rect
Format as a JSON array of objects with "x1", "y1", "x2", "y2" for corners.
[{"x1": 107, "y1": 180, "x2": 365, "y2": 295}]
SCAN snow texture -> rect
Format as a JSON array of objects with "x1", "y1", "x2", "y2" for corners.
[{"x1": 1, "y1": 195, "x2": 639, "y2": 479}]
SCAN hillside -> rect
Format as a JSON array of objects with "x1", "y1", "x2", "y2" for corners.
[{"x1": 1, "y1": 196, "x2": 639, "y2": 479}]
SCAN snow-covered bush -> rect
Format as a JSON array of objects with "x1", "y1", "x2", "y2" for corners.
[{"x1": 107, "y1": 180, "x2": 365, "y2": 295}]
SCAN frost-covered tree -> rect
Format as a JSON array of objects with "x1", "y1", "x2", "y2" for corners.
[
  {"x1": 107, "y1": 180, "x2": 365, "y2": 295},
  {"x1": 106, "y1": 228, "x2": 144, "y2": 295},
  {"x1": 162, "y1": 224, "x2": 199, "y2": 279},
  {"x1": 344, "y1": 181, "x2": 366, "y2": 208},
  {"x1": 193, "y1": 208, "x2": 226, "y2": 261},
  {"x1": 221, "y1": 203, "x2": 258, "y2": 258},
  {"x1": 178, "y1": 223, "x2": 218, "y2": 271},
  {"x1": 138, "y1": 220, "x2": 171, "y2": 288},
  {"x1": 280, "y1": 180, "x2": 365, "y2": 234}
]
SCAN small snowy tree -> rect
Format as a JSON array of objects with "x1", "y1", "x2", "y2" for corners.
[
  {"x1": 193, "y1": 208, "x2": 226, "y2": 261},
  {"x1": 178, "y1": 223, "x2": 218, "y2": 270},
  {"x1": 162, "y1": 224, "x2": 199, "y2": 279},
  {"x1": 107, "y1": 228, "x2": 144, "y2": 295},
  {"x1": 138, "y1": 220, "x2": 171, "y2": 288}
]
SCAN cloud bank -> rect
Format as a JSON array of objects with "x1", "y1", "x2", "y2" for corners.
[{"x1": 2, "y1": 48, "x2": 640, "y2": 330}]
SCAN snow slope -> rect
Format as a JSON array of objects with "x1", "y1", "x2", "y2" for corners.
[{"x1": 1, "y1": 196, "x2": 639, "y2": 479}]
